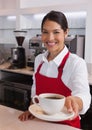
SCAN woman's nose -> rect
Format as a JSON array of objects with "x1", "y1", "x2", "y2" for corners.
[{"x1": 47, "y1": 33, "x2": 54, "y2": 41}]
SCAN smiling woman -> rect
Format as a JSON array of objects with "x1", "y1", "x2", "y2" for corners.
[
  {"x1": 18, "y1": 10, "x2": 91, "y2": 129},
  {"x1": 41, "y1": 11, "x2": 68, "y2": 60}
]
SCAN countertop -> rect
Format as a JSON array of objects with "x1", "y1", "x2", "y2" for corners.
[
  {"x1": 0, "y1": 105, "x2": 81, "y2": 130},
  {"x1": 0, "y1": 62, "x2": 34, "y2": 75},
  {"x1": 0, "y1": 62, "x2": 92, "y2": 85}
]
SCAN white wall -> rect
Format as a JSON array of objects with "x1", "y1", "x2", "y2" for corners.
[
  {"x1": 85, "y1": 2, "x2": 92, "y2": 74},
  {"x1": 20, "y1": 0, "x2": 87, "y2": 9},
  {"x1": 0, "y1": 0, "x2": 17, "y2": 9}
]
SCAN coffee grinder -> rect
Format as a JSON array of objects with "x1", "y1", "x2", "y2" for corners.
[{"x1": 11, "y1": 30, "x2": 27, "y2": 69}]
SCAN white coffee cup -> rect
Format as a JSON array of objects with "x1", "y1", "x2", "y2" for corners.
[{"x1": 32, "y1": 93, "x2": 65, "y2": 115}]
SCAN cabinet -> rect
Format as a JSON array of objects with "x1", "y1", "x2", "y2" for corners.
[{"x1": 0, "y1": 69, "x2": 33, "y2": 111}]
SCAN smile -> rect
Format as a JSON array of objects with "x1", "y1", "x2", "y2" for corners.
[{"x1": 46, "y1": 42, "x2": 57, "y2": 46}]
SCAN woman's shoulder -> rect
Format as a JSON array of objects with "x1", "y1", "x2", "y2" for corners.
[
  {"x1": 64, "y1": 53, "x2": 87, "y2": 77},
  {"x1": 66, "y1": 53, "x2": 87, "y2": 71},
  {"x1": 34, "y1": 53, "x2": 45, "y2": 70},
  {"x1": 35, "y1": 53, "x2": 44, "y2": 62},
  {"x1": 35, "y1": 50, "x2": 48, "y2": 62},
  {"x1": 69, "y1": 53, "x2": 85, "y2": 63}
]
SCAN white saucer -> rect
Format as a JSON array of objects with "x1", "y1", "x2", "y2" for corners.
[{"x1": 29, "y1": 104, "x2": 74, "y2": 122}]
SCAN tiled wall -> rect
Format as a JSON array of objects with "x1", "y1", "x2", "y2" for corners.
[{"x1": 0, "y1": 44, "x2": 15, "y2": 64}]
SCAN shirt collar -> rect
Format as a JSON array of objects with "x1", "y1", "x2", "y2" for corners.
[{"x1": 42, "y1": 46, "x2": 69, "y2": 66}]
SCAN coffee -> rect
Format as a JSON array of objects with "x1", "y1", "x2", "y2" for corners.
[
  {"x1": 32, "y1": 93, "x2": 65, "y2": 115},
  {"x1": 45, "y1": 96, "x2": 62, "y2": 99}
]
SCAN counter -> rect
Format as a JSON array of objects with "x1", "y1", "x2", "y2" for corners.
[
  {"x1": 0, "y1": 62, "x2": 92, "y2": 85},
  {"x1": 0, "y1": 62, "x2": 34, "y2": 76},
  {"x1": 0, "y1": 105, "x2": 81, "y2": 130}
]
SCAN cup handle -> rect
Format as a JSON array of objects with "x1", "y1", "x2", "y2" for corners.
[{"x1": 32, "y1": 95, "x2": 40, "y2": 105}]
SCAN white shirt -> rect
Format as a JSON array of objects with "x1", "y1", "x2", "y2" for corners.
[{"x1": 31, "y1": 46, "x2": 91, "y2": 114}]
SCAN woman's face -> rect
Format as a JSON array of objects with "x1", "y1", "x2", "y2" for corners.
[{"x1": 41, "y1": 20, "x2": 68, "y2": 55}]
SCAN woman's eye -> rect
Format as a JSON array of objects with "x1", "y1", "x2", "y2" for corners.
[
  {"x1": 54, "y1": 31, "x2": 60, "y2": 34},
  {"x1": 42, "y1": 31, "x2": 48, "y2": 34}
]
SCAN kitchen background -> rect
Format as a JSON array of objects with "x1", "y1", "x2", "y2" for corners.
[
  {"x1": 0, "y1": 11, "x2": 86, "y2": 63},
  {"x1": 0, "y1": 1, "x2": 92, "y2": 130},
  {"x1": 0, "y1": 0, "x2": 88, "y2": 70}
]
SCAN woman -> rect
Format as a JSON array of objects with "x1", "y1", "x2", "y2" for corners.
[{"x1": 19, "y1": 10, "x2": 91, "y2": 128}]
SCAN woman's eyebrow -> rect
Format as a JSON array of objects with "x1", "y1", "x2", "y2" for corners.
[{"x1": 42, "y1": 28, "x2": 61, "y2": 31}]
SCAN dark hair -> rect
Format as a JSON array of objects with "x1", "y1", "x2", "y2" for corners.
[{"x1": 41, "y1": 10, "x2": 68, "y2": 32}]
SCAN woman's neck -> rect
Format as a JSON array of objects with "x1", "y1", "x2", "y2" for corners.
[{"x1": 47, "y1": 46, "x2": 64, "y2": 61}]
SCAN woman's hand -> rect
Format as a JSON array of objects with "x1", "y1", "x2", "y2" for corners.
[
  {"x1": 18, "y1": 110, "x2": 34, "y2": 121},
  {"x1": 65, "y1": 96, "x2": 83, "y2": 119}
]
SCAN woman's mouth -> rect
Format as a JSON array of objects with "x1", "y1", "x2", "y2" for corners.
[{"x1": 47, "y1": 42, "x2": 57, "y2": 46}]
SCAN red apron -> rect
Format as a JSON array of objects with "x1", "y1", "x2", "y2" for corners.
[{"x1": 35, "y1": 52, "x2": 80, "y2": 128}]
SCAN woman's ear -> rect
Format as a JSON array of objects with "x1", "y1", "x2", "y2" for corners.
[{"x1": 65, "y1": 29, "x2": 69, "y2": 38}]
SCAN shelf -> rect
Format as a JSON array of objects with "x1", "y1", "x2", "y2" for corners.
[
  {"x1": 0, "y1": 28, "x2": 15, "y2": 30},
  {"x1": 23, "y1": 28, "x2": 40, "y2": 30}
]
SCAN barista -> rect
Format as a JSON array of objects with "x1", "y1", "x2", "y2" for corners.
[{"x1": 18, "y1": 10, "x2": 91, "y2": 129}]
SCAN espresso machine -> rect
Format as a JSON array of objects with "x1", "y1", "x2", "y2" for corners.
[{"x1": 11, "y1": 30, "x2": 27, "y2": 69}]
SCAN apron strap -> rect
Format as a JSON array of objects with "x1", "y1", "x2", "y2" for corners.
[{"x1": 58, "y1": 51, "x2": 70, "y2": 78}]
